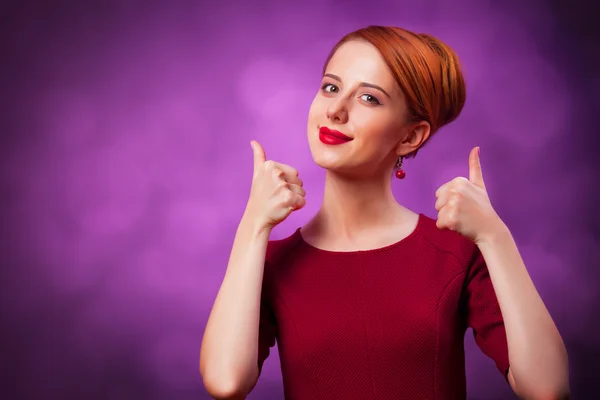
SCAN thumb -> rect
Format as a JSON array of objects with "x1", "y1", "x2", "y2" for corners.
[
  {"x1": 251, "y1": 140, "x2": 266, "y2": 176},
  {"x1": 468, "y1": 146, "x2": 486, "y2": 190}
]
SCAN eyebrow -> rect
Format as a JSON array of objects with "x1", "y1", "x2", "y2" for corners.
[{"x1": 323, "y1": 73, "x2": 391, "y2": 98}]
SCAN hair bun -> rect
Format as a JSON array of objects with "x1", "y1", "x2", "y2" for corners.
[{"x1": 418, "y1": 33, "x2": 466, "y2": 131}]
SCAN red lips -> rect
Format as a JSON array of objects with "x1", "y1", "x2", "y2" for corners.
[{"x1": 318, "y1": 126, "x2": 353, "y2": 145}]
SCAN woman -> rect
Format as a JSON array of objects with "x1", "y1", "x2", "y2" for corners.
[{"x1": 200, "y1": 26, "x2": 569, "y2": 400}]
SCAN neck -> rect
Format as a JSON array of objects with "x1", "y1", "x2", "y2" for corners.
[{"x1": 312, "y1": 170, "x2": 405, "y2": 239}]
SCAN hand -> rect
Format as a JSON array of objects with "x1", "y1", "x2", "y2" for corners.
[
  {"x1": 434, "y1": 147, "x2": 504, "y2": 244},
  {"x1": 244, "y1": 140, "x2": 306, "y2": 230}
]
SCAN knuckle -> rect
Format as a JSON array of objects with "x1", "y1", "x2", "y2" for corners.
[
  {"x1": 455, "y1": 177, "x2": 468, "y2": 187},
  {"x1": 450, "y1": 187, "x2": 462, "y2": 198},
  {"x1": 448, "y1": 198, "x2": 459, "y2": 211},
  {"x1": 264, "y1": 160, "x2": 275, "y2": 170},
  {"x1": 276, "y1": 181, "x2": 289, "y2": 191},
  {"x1": 291, "y1": 168, "x2": 299, "y2": 176},
  {"x1": 272, "y1": 168, "x2": 283, "y2": 179},
  {"x1": 282, "y1": 190, "x2": 294, "y2": 203},
  {"x1": 448, "y1": 214, "x2": 458, "y2": 226}
]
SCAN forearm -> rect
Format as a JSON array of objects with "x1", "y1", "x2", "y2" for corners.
[
  {"x1": 477, "y1": 224, "x2": 569, "y2": 398},
  {"x1": 200, "y1": 214, "x2": 271, "y2": 397}
]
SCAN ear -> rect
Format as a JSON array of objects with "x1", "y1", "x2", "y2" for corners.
[{"x1": 394, "y1": 120, "x2": 431, "y2": 156}]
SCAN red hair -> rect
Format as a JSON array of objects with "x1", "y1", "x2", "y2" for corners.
[{"x1": 324, "y1": 26, "x2": 466, "y2": 157}]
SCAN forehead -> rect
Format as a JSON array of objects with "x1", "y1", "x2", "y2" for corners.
[{"x1": 325, "y1": 40, "x2": 397, "y2": 90}]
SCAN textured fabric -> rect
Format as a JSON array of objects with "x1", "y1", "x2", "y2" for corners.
[{"x1": 257, "y1": 214, "x2": 509, "y2": 400}]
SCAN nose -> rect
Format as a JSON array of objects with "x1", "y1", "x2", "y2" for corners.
[{"x1": 326, "y1": 97, "x2": 349, "y2": 124}]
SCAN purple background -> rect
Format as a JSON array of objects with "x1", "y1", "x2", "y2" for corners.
[{"x1": 1, "y1": 0, "x2": 599, "y2": 399}]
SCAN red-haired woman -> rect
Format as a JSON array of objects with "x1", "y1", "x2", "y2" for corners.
[{"x1": 200, "y1": 26, "x2": 570, "y2": 400}]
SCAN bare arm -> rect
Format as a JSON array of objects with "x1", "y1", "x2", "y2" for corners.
[
  {"x1": 199, "y1": 141, "x2": 305, "y2": 399},
  {"x1": 435, "y1": 148, "x2": 569, "y2": 400},
  {"x1": 200, "y1": 216, "x2": 271, "y2": 399},
  {"x1": 478, "y1": 226, "x2": 570, "y2": 400}
]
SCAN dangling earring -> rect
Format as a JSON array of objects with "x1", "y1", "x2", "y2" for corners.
[{"x1": 395, "y1": 156, "x2": 406, "y2": 179}]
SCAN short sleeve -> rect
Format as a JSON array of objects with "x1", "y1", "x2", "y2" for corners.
[
  {"x1": 463, "y1": 248, "x2": 510, "y2": 378},
  {"x1": 257, "y1": 283, "x2": 277, "y2": 374}
]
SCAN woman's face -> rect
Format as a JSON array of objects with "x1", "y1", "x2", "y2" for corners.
[{"x1": 307, "y1": 40, "x2": 412, "y2": 178}]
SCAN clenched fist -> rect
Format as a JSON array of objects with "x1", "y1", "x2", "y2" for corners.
[{"x1": 244, "y1": 140, "x2": 306, "y2": 230}]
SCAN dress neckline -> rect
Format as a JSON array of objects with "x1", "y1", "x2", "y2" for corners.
[{"x1": 294, "y1": 213, "x2": 425, "y2": 255}]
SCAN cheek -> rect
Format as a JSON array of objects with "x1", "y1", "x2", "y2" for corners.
[
  {"x1": 352, "y1": 115, "x2": 402, "y2": 159},
  {"x1": 307, "y1": 96, "x2": 324, "y2": 142},
  {"x1": 354, "y1": 115, "x2": 395, "y2": 144},
  {"x1": 307, "y1": 94, "x2": 324, "y2": 121}
]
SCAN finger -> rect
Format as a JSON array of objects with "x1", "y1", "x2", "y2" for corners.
[
  {"x1": 435, "y1": 215, "x2": 447, "y2": 230},
  {"x1": 267, "y1": 162, "x2": 302, "y2": 187},
  {"x1": 272, "y1": 162, "x2": 301, "y2": 185},
  {"x1": 468, "y1": 146, "x2": 486, "y2": 190},
  {"x1": 435, "y1": 210, "x2": 456, "y2": 231},
  {"x1": 291, "y1": 194, "x2": 306, "y2": 210},
  {"x1": 271, "y1": 167, "x2": 302, "y2": 188},
  {"x1": 251, "y1": 140, "x2": 267, "y2": 176},
  {"x1": 275, "y1": 181, "x2": 306, "y2": 198},
  {"x1": 279, "y1": 170, "x2": 302, "y2": 187},
  {"x1": 272, "y1": 166, "x2": 286, "y2": 182},
  {"x1": 434, "y1": 192, "x2": 449, "y2": 211},
  {"x1": 435, "y1": 181, "x2": 452, "y2": 199},
  {"x1": 285, "y1": 174, "x2": 303, "y2": 187},
  {"x1": 288, "y1": 183, "x2": 306, "y2": 198},
  {"x1": 280, "y1": 189, "x2": 306, "y2": 211}
]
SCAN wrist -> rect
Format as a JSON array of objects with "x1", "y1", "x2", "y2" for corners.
[
  {"x1": 239, "y1": 210, "x2": 272, "y2": 239},
  {"x1": 476, "y1": 217, "x2": 511, "y2": 247}
]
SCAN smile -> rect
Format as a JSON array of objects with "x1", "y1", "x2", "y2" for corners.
[{"x1": 318, "y1": 126, "x2": 353, "y2": 145}]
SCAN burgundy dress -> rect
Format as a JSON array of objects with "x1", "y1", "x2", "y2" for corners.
[{"x1": 257, "y1": 213, "x2": 509, "y2": 399}]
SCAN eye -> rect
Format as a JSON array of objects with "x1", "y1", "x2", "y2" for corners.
[
  {"x1": 321, "y1": 83, "x2": 339, "y2": 93},
  {"x1": 360, "y1": 94, "x2": 381, "y2": 105}
]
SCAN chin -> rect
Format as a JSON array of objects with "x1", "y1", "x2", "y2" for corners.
[
  {"x1": 311, "y1": 153, "x2": 342, "y2": 171},
  {"x1": 308, "y1": 137, "x2": 354, "y2": 172}
]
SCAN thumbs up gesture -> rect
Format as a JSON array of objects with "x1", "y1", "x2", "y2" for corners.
[
  {"x1": 244, "y1": 141, "x2": 306, "y2": 231},
  {"x1": 434, "y1": 147, "x2": 503, "y2": 244}
]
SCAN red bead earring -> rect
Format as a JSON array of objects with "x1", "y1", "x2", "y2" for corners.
[{"x1": 395, "y1": 156, "x2": 406, "y2": 179}]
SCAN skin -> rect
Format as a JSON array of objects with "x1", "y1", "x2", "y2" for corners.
[
  {"x1": 302, "y1": 40, "x2": 430, "y2": 250},
  {"x1": 304, "y1": 40, "x2": 569, "y2": 398},
  {"x1": 436, "y1": 153, "x2": 570, "y2": 399},
  {"x1": 200, "y1": 39, "x2": 570, "y2": 399}
]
